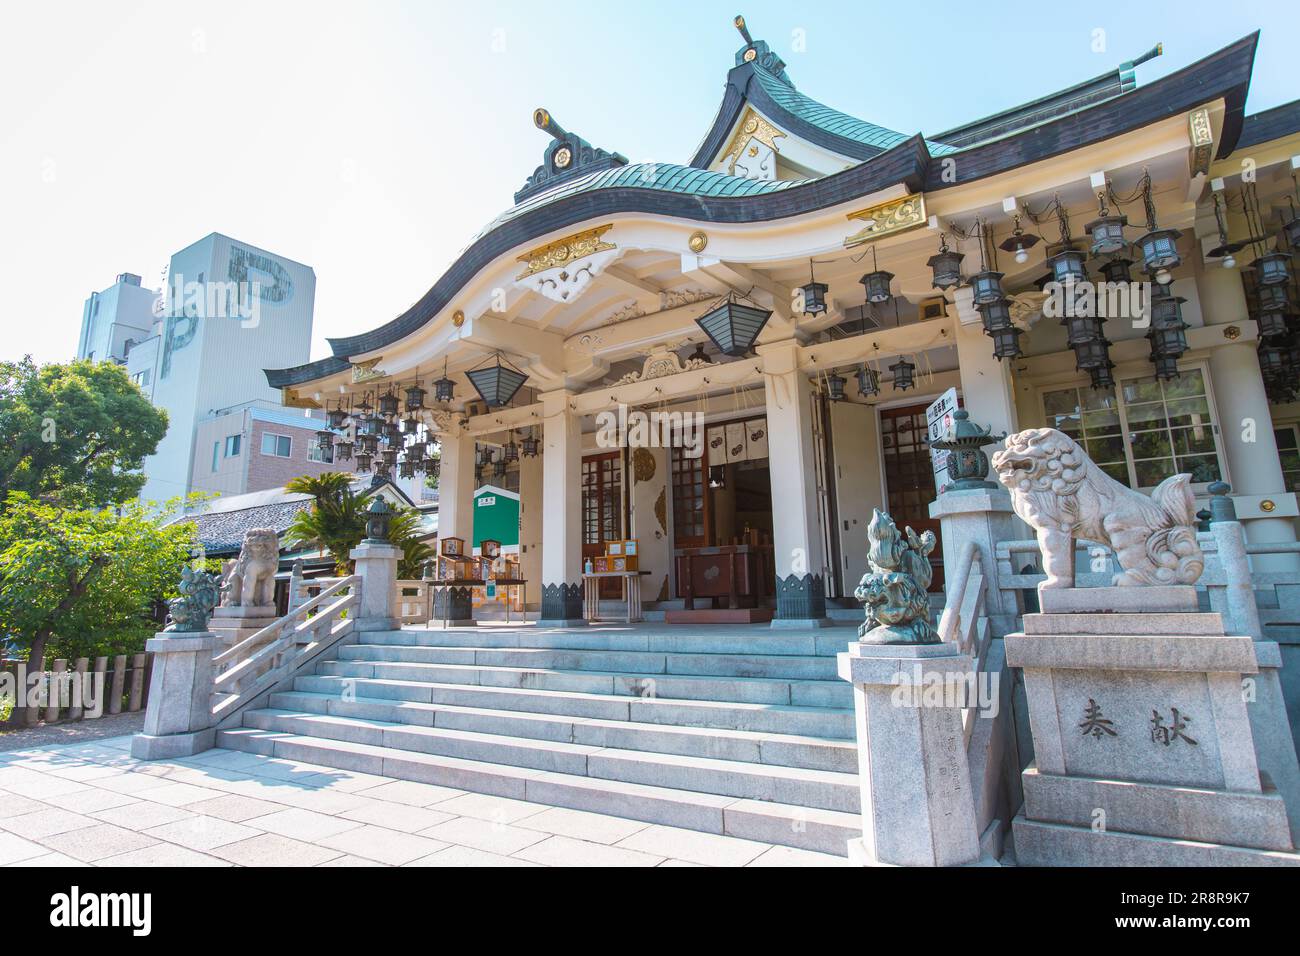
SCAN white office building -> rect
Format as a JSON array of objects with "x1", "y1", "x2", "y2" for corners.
[{"x1": 76, "y1": 272, "x2": 158, "y2": 367}]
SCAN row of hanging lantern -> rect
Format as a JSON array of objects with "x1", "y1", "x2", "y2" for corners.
[
  {"x1": 1238, "y1": 177, "x2": 1300, "y2": 404},
  {"x1": 473, "y1": 429, "x2": 541, "y2": 483}
]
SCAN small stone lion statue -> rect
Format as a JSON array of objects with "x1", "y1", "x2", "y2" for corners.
[
  {"x1": 219, "y1": 528, "x2": 280, "y2": 608},
  {"x1": 992, "y1": 427, "x2": 1203, "y2": 588},
  {"x1": 165, "y1": 566, "x2": 220, "y2": 632},
  {"x1": 854, "y1": 509, "x2": 939, "y2": 644}
]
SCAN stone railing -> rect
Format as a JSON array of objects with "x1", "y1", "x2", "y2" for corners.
[
  {"x1": 211, "y1": 575, "x2": 360, "y2": 723},
  {"x1": 395, "y1": 579, "x2": 431, "y2": 625},
  {"x1": 936, "y1": 539, "x2": 992, "y2": 746}
]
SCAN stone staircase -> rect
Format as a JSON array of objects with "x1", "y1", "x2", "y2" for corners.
[{"x1": 216, "y1": 624, "x2": 863, "y2": 854}]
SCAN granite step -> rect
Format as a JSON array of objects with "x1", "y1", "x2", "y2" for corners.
[
  {"x1": 335, "y1": 643, "x2": 840, "y2": 680},
  {"x1": 314, "y1": 659, "x2": 854, "y2": 708},
  {"x1": 363, "y1": 627, "x2": 856, "y2": 657},
  {"x1": 267, "y1": 689, "x2": 857, "y2": 772},
  {"x1": 242, "y1": 708, "x2": 858, "y2": 812},
  {"x1": 292, "y1": 674, "x2": 854, "y2": 738},
  {"x1": 216, "y1": 726, "x2": 861, "y2": 854}
]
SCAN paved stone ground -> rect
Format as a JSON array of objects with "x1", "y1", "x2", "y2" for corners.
[{"x1": 0, "y1": 735, "x2": 846, "y2": 867}]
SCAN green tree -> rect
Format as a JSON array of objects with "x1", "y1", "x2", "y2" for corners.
[
  {"x1": 285, "y1": 472, "x2": 433, "y2": 577},
  {"x1": 0, "y1": 492, "x2": 196, "y2": 724},
  {"x1": 0, "y1": 357, "x2": 169, "y2": 508}
]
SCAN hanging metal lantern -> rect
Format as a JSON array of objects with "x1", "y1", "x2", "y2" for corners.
[
  {"x1": 1149, "y1": 347, "x2": 1181, "y2": 381},
  {"x1": 695, "y1": 295, "x2": 773, "y2": 357},
  {"x1": 1098, "y1": 256, "x2": 1134, "y2": 284},
  {"x1": 1072, "y1": 337, "x2": 1113, "y2": 371},
  {"x1": 365, "y1": 497, "x2": 393, "y2": 541},
  {"x1": 406, "y1": 440, "x2": 426, "y2": 461},
  {"x1": 1256, "y1": 310, "x2": 1290, "y2": 339},
  {"x1": 998, "y1": 217, "x2": 1041, "y2": 265},
  {"x1": 466, "y1": 354, "x2": 528, "y2": 408},
  {"x1": 326, "y1": 406, "x2": 349, "y2": 430},
  {"x1": 1046, "y1": 247, "x2": 1088, "y2": 285},
  {"x1": 399, "y1": 459, "x2": 416, "y2": 480},
  {"x1": 1088, "y1": 362, "x2": 1117, "y2": 390},
  {"x1": 377, "y1": 391, "x2": 400, "y2": 418},
  {"x1": 824, "y1": 371, "x2": 847, "y2": 402},
  {"x1": 859, "y1": 270, "x2": 894, "y2": 304},
  {"x1": 889, "y1": 356, "x2": 916, "y2": 391},
  {"x1": 382, "y1": 421, "x2": 402, "y2": 444},
  {"x1": 1253, "y1": 251, "x2": 1292, "y2": 287},
  {"x1": 354, "y1": 451, "x2": 373, "y2": 472},
  {"x1": 402, "y1": 415, "x2": 420, "y2": 435},
  {"x1": 927, "y1": 237, "x2": 964, "y2": 290},
  {"x1": 1136, "y1": 228, "x2": 1182, "y2": 275},
  {"x1": 334, "y1": 440, "x2": 354, "y2": 462},
  {"x1": 1258, "y1": 340, "x2": 1288, "y2": 378},
  {"x1": 968, "y1": 270, "x2": 1004, "y2": 305},
  {"x1": 493, "y1": 458, "x2": 507, "y2": 478},
  {"x1": 381, "y1": 448, "x2": 398, "y2": 467},
  {"x1": 357, "y1": 433, "x2": 379, "y2": 455},
  {"x1": 978, "y1": 299, "x2": 1022, "y2": 360},
  {"x1": 1283, "y1": 215, "x2": 1300, "y2": 250},
  {"x1": 1061, "y1": 313, "x2": 1106, "y2": 349},
  {"x1": 1085, "y1": 210, "x2": 1129, "y2": 257},
  {"x1": 1148, "y1": 291, "x2": 1189, "y2": 366},
  {"x1": 504, "y1": 439, "x2": 519, "y2": 463},
  {"x1": 1258, "y1": 284, "x2": 1289, "y2": 315},
  {"x1": 521, "y1": 433, "x2": 540, "y2": 457},
  {"x1": 373, "y1": 460, "x2": 392, "y2": 480},
  {"x1": 315, "y1": 429, "x2": 334, "y2": 453},
  {"x1": 425, "y1": 455, "x2": 440, "y2": 478},
  {"x1": 856, "y1": 365, "x2": 880, "y2": 398},
  {"x1": 404, "y1": 383, "x2": 427, "y2": 412},
  {"x1": 799, "y1": 264, "x2": 829, "y2": 316},
  {"x1": 433, "y1": 374, "x2": 455, "y2": 404}
]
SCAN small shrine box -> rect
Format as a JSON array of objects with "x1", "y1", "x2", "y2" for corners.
[{"x1": 440, "y1": 536, "x2": 465, "y2": 557}]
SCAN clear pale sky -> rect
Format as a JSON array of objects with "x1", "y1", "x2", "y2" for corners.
[{"x1": 2, "y1": 1, "x2": 1295, "y2": 365}]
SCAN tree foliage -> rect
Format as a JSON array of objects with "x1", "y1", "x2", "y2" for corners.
[
  {"x1": 284, "y1": 473, "x2": 432, "y2": 576},
  {"x1": 0, "y1": 356, "x2": 168, "y2": 508},
  {"x1": 0, "y1": 493, "x2": 197, "y2": 666}
]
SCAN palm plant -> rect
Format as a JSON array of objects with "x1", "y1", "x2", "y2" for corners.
[{"x1": 284, "y1": 472, "x2": 432, "y2": 576}]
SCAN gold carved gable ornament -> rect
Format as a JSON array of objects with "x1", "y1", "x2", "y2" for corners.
[
  {"x1": 843, "y1": 193, "x2": 928, "y2": 248},
  {"x1": 721, "y1": 108, "x2": 787, "y2": 175},
  {"x1": 516, "y1": 225, "x2": 616, "y2": 280}
]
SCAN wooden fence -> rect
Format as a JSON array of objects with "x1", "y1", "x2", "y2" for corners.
[{"x1": 1, "y1": 653, "x2": 153, "y2": 726}]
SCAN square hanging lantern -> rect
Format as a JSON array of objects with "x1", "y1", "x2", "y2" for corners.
[
  {"x1": 354, "y1": 452, "x2": 373, "y2": 472},
  {"x1": 1283, "y1": 216, "x2": 1300, "y2": 249},
  {"x1": 1253, "y1": 251, "x2": 1292, "y2": 287},
  {"x1": 406, "y1": 440, "x2": 426, "y2": 461},
  {"x1": 825, "y1": 371, "x2": 847, "y2": 402},
  {"x1": 426, "y1": 455, "x2": 440, "y2": 478},
  {"x1": 399, "y1": 459, "x2": 416, "y2": 480},
  {"x1": 373, "y1": 460, "x2": 392, "y2": 480},
  {"x1": 695, "y1": 296, "x2": 773, "y2": 357},
  {"x1": 1098, "y1": 257, "x2": 1134, "y2": 284},
  {"x1": 503, "y1": 439, "x2": 519, "y2": 463},
  {"x1": 382, "y1": 421, "x2": 402, "y2": 444},
  {"x1": 1088, "y1": 362, "x2": 1116, "y2": 391},
  {"x1": 466, "y1": 354, "x2": 529, "y2": 407},
  {"x1": 402, "y1": 415, "x2": 420, "y2": 435},
  {"x1": 859, "y1": 270, "x2": 894, "y2": 304},
  {"x1": 1256, "y1": 310, "x2": 1290, "y2": 339},
  {"x1": 334, "y1": 440, "x2": 354, "y2": 462},
  {"x1": 1258, "y1": 341, "x2": 1287, "y2": 378},
  {"x1": 1072, "y1": 337, "x2": 1112, "y2": 370},
  {"x1": 1061, "y1": 313, "x2": 1106, "y2": 348},
  {"x1": 855, "y1": 365, "x2": 880, "y2": 397},
  {"x1": 1085, "y1": 212, "x2": 1129, "y2": 256},
  {"x1": 1150, "y1": 349, "x2": 1181, "y2": 381},
  {"x1": 521, "y1": 433, "x2": 540, "y2": 457},
  {"x1": 433, "y1": 375, "x2": 455, "y2": 404},
  {"x1": 968, "y1": 270, "x2": 1004, "y2": 305},
  {"x1": 927, "y1": 244, "x2": 964, "y2": 290},
  {"x1": 358, "y1": 433, "x2": 379, "y2": 455},
  {"x1": 1258, "y1": 284, "x2": 1289, "y2": 315},
  {"x1": 799, "y1": 280, "x2": 829, "y2": 316},
  {"x1": 889, "y1": 357, "x2": 916, "y2": 391},
  {"x1": 404, "y1": 383, "x2": 427, "y2": 412},
  {"x1": 493, "y1": 458, "x2": 507, "y2": 478},
  {"x1": 326, "y1": 407, "x2": 349, "y2": 430},
  {"x1": 381, "y1": 448, "x2": 398, "y2": 467},
  {"x1": 979, "y1": 299, "x2": 1021, "y2": 360},
  {"x1": 377, "y1": 391, "x2": 400, "y2": 418},
  {"x1": 1046, "y1": 248, "x2": 1088, "y2": 285},
  {"x1": 315, "y1": 430, "x2": 334, "y2": 453},
  {"x1": 1136, "y1": 228, "x2": 1182, "y2": 273}
]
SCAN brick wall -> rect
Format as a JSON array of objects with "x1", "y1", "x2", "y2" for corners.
[{"x1": 246, "y1": 420, "x2": 344, "y2": 492}]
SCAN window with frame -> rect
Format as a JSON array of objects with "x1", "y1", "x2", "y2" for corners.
[
  {"x1": 1276, "y1": 426, "x2": 1300, "y2": 494},
  {"x1": 260, "y1": 433, "x2": 292, "y2": 458},
  {"x1": 670, "y1": 443, "x2": 706, "y2": 548},
  {"x1": 211, "y1": 441, "x2": 220, "y2": 473},
  {"x1": 1042, "y1": 366, "x2": 1223, "y2": 490},
  {"x1": 224, "y1": 434, "x2": 241, "y2": 457},
  {"x1": 581, "y1": 452, "x2": 622, "y2": 546}
]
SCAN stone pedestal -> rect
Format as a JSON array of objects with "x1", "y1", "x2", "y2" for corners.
[
  {"x1": 1006, "y1": 585, "x2": 1300, "y2": 865},
  {"x1": 131, "y1": 631, "x2": 216, "y2": 760},
  {"x1": 837, "y1": 642, "x2": 982, "y2": 866},
  {"x1": 929, "y1": 487, "x2": 1023, "y2": 633},
  {"x1": 351, "y1": 541, "x2": 401, "y2": 631},
  {"x1": 208, "y1": 605, "x2": 279, "y2": 653}
]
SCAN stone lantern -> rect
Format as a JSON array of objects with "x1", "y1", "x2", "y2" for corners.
[
  {"x1": 931, "y1": 409, "x2": 1007, "y2": 491},
  {"x1": 365, "y1": 497, "x2": 393, "y2": 542}
]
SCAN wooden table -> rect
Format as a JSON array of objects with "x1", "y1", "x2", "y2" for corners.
[{"x1": 582, "y1": 571, "x2": 646, "y2": 623}]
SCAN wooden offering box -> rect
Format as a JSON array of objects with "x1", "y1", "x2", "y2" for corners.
[{"x1": 440, "y1": 536, "x2": 465, "y2": 557}]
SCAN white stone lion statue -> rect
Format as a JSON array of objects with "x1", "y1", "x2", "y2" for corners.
[
  {"x1": 220, "y1": 528, "x2": 280, "y2": 608},
  {"x1": 991, "y1": 427, "x2": 1203, "y2": 588}
]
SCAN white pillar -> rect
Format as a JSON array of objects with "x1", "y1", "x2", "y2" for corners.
[
  {"x1": 539, "y1": 388, "x2": 584, "y2": 624},
  {"x1": 952, "y1": 288, "x2": 1018, "y2": 469},
  {"x1": 435, "y1": 427, "x2": 476, "y2": 544},
  {"x1": 760, "y1": 341, "x2": 830, "y2": 625},
  {"x1": 518, "y1": 448, "x2": 544, "y2": 602},
  {"x1": 1209, "y1": 343, "x2": 1298, "y2": 568}
]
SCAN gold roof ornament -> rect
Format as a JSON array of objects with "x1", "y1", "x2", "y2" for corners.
[
  {"x1": 351, "y1": 358, "x2": 387, "y2": 384},
  {"x1": 516, "y1": 224, "x2": 616, "y2": 279},
  {"x1": 844, "y1": 193, "x2": 928, "y2": 248},
  {"x1": 721, "y1": 107, "x2": 787, "y2": 175}
]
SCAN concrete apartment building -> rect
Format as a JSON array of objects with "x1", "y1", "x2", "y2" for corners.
[
  {"x1": 76, "y1": 272, "x2": 158, "y2": 368},
  {"x1": 190, "y1": 401, "x2": 342, "y2": 498}
]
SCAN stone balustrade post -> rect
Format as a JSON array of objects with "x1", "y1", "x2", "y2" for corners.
[
  {"x1": 351, "y1": 540, "x2": 401, "y2": 631},
  {"x1": 131, "y1": 631, "x2": 217, "y2": 760},
  {"x1": 929, "y1": 486, "x2": 1024, "y2": 636}
]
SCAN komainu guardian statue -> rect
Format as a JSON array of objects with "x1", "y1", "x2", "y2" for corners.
[
  {"x1": 992, "y1": 427, "x2": 1203, "y2": 588},
  {"x1": 854, "y1": 509, "x2": 939, "y2": 644},
  {"x1": 165, "y1": 566, "x2": 219, "y2": 632},
  {"x1": 220, "y1": 528, "x2": 280, "y2": 608}
]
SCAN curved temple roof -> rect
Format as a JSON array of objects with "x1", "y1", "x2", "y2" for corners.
[{"x1": 267, "y1": 31, "x2": 1259, "y2": 390}]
